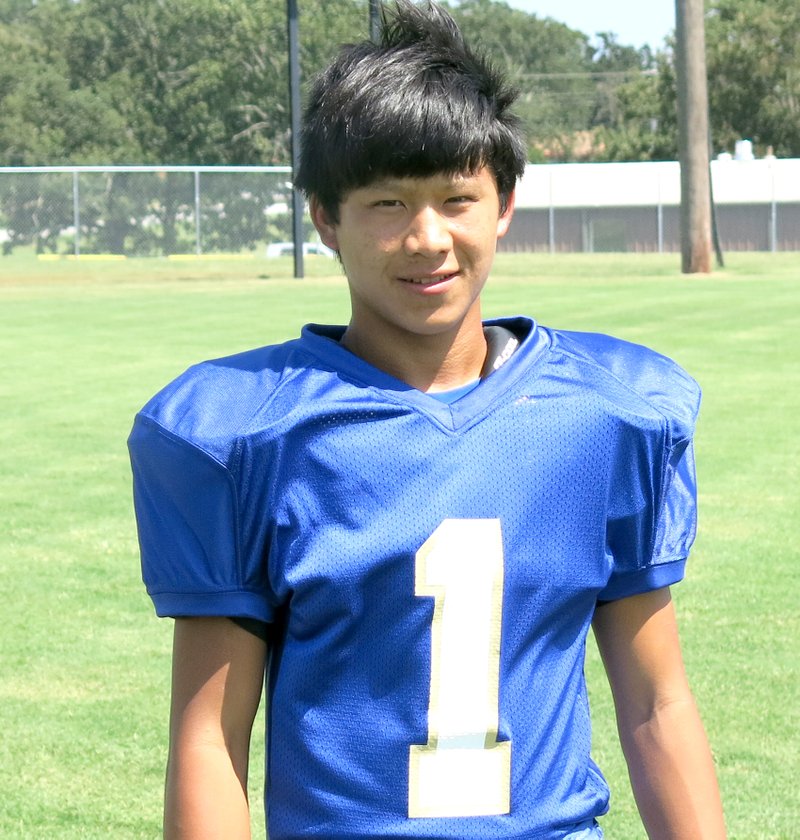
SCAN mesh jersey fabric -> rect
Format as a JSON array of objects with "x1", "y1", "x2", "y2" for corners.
[{"x1": 129, "y1": 316, "x2": 701, "y2": 840}]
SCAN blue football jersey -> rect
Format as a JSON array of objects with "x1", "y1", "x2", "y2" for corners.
[{"x1": 129, "y1": 317, "x2": 700, "y2": 839}]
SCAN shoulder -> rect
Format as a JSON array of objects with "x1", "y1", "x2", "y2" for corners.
[
  {"x1": 545, "y1": 328, "x2": 701, "y2": 444},
  {"x1": 130, "y1": 334, "x2": 320, "y2": 462}
]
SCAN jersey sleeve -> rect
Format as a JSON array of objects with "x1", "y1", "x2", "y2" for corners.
[
  {"x1": 593, "y1": 343, "x2": 701, "y2": 603},
  {"x1": 129, "y1": 414, "x2": 275, "y2": 622},
  {"x1": 598, "y1": 435, "x2": 697, "y2": 601}
]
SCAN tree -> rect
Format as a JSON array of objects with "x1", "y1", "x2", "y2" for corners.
[
  {"x1": 0, "y1": 0, "x2": 369, "y2": 254},
  {"x1": 599, "y1": 0, "x2": 800, "y2": 161},
  {"x1": 1, "y1": 0, "x2": 667, "y2": 166},
  {"x1": 587, "y1": 33, "x2": 652, "y2": 129},
  {"x1": 449, "y1": 0, "x2": 663, "y2": 161},
  {"x1": 58, "y1": 0, "x2": 289, "y2": 165},
  {"x1": 705, "y1": 0, "x2": 800, "y2": 157},
  {"x1": 71, "y1": 0, "x2": 368, "y2": 165},
  {"x1": 592, "y1": 50, "x2": 679, "y2": 161},
  {"x1": 448, "y1": 0, "x2": 597, "y2": 160},
  {"x1": 1, "y1": 0, "x2": 369, "y2": 167},
  {"x1": 5, "y1": 0, "x2": 798, "y2": 169},
  {"x1": 0, "y1": 0, "x2": 37, "y2": 24},
  {"x1": 0, "y1": 15, "x2": 140, "y2": 166}
]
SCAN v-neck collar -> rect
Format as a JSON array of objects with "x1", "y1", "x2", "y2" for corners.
[{"x1": 299, "y1": 317, "x2": 550, "y2": 432}]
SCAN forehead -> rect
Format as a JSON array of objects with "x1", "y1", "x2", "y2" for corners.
[{"x1": 356, "y1": 167, "x2": 498, "y2": 194}]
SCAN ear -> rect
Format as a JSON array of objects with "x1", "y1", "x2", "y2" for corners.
[
  {"x1": 496, "y1": 189, "x2": 516, "y2": 240},
  {"x1": 309, "y1": 196, "x2": 340, "y2": 251}
]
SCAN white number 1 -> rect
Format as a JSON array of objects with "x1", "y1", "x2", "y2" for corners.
[{"x1": 408, "y1": 518, "x2": 511, "y2": 818}]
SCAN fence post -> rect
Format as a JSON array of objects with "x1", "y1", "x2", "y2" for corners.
[
  {"x1": 772, "y1": 201, "x2": 778, "y2": 252},
  {"x1": 72, "y1": 169, "x2": 80, "y2": 257},
  {"x1": 194, "y1": 169, "x2": 202, "y2": 255},
  {"x1": 770, "y1": 165, "x2": 778, "y2": 253},
  {"x1": 581, "y1": 210, "x2": 593, "y2": 253},
  {"x1": 656, "y1": 172, "x2": 664, "y2": 253},
  {"x1": 657, "y1": 205, "x2": 664, "y2": 253},
  {"x1": 548, "y1": 170, "x2": 555, "y2": 254}
]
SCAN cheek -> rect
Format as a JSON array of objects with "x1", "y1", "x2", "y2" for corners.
[
  {"x1": 340, "y1": 222, "x2": 392, "y2": 254},
  {"x1": 459, "y1": 227, "x2": 499, "y2": 264},
  {"x1": 338, "y1": 243, "x2": 384, "y2": 283}
]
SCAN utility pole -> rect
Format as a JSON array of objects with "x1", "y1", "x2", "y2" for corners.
[
  {"x1": 287, "y1": 0, "x2": 304, "y2": 278},
  {"x1": 675, "y1": 0, "x2": 712, "y2": 273}
]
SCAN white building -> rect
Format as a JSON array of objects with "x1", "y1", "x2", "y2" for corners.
[{"x1": 503, "y1": 158, "x2": 800, "y2": 253}]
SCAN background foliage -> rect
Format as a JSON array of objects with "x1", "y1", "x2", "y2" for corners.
[{"x1": 1, "y1": 0, "x2": 798, "y2": 167}]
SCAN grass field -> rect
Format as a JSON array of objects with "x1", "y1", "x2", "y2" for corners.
[{"x1": 1, "y1": 250, "x2": 798, "y2": 838}]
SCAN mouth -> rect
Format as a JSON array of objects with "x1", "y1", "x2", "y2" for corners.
[{"x1": 399, "y1": 272, "x2": 457, "y2": 287}]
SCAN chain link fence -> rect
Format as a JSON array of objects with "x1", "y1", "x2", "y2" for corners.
[
  {"x1": 0, "y1": 165, "x2": 315, "y2": 258},
  {"x1": 3, "y1": 163, "x2": 799, "y2": 258}
]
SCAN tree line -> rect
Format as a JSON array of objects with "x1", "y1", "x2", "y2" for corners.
[{"x1": 1, "y1": 0, "x2": 798, "y2": 167}]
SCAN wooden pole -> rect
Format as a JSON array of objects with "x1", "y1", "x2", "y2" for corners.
[{"x1": 675, "y1": 0, "x2": 712, "y2": 273}]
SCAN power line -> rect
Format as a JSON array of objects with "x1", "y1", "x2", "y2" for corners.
[{"x1": 514, "y1": 69, "x2": 658, "y2": 81}]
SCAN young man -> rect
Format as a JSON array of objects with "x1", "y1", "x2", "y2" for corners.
[{"x1": 129, "y1": 2, "x2": 726, "y2": 838}]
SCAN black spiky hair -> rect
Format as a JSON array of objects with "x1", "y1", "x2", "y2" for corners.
[{"x1": 294, "y1": 0, "x2": 526, "y2": 220}]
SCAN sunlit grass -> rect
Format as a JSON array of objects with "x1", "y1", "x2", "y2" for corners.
[{"x1": 1, "y1": 252, "x2": 797, "y2": 838}]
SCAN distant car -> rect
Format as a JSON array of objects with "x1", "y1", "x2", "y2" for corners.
[{"x1": 266, "y1": 241, "x2": 335, "y2": 258}]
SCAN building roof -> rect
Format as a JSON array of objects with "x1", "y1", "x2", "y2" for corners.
[{"x1": 515, "y1": 158, "x2": 800, "y2": 209}]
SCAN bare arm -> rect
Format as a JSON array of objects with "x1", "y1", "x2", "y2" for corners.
[
  {"x1": 592, "y1": 588, "x2": 726, "y2": 839},
  {"x1": 164, "y1": 617, "x2": 267, "y2": 840}
]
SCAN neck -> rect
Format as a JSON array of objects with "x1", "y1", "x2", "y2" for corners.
[{"x1": 341, "y1": 312, "x2": 487, "y2": 393}]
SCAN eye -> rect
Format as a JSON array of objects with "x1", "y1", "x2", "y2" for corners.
[
  {"x1": 445, "y1": 194, "x2": 477, "y2": 208},
  {"x1": 372, "y1": 199, "x2": 404, "y2": 208}
]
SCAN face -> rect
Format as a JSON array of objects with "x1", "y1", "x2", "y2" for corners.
[{"x1": 310, "y1": 167, "x2": 515, "y2": 350}]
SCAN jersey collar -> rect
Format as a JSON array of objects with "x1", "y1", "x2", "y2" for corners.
[{"x1": 299, "y1": 317, "x2": 550, "y2": 431}]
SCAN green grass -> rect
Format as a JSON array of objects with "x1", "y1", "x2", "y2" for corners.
[{"x1": 1, "y1": 251, "x2": 798, "y2": 838}]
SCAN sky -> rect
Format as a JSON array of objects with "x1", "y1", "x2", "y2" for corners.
[{"x1": 503, "y1": 0, "x2": 675, "y2": 49}]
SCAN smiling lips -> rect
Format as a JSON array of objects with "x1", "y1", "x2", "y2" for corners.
[{"x1": 400, "y1": 272, "x2": 457, "y2": 286}]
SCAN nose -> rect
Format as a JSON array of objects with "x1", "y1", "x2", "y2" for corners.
[{"x1": 404, "y1": 207, "x2": 452, "y2": 256}]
